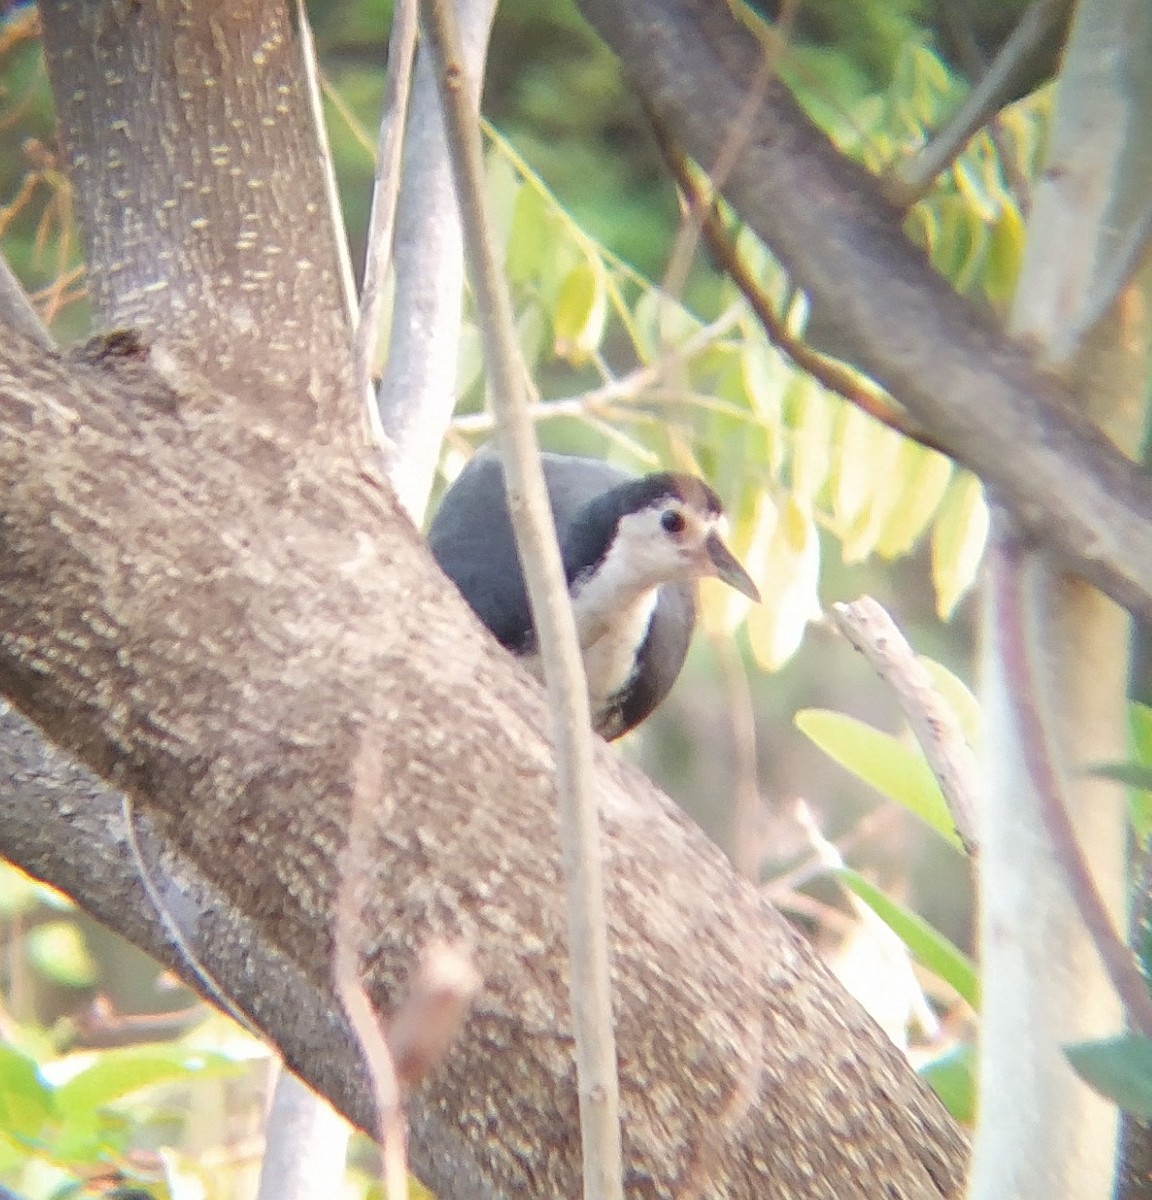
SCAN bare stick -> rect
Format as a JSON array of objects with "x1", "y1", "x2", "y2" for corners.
[
  {"x1": 355, "y1": 0, "x2": 420, "y2": 398},
  {"x1": 891, "y1": 0, "x2": 1067, "y2": 205},
  {"x1": 420, "y1": 2, "x2": 625, "y2": 1197},
  {"x1": 991, "y1": 533, "x2": 1152, "y2": 1038},
  {"x1": 334, "y1": 739, "x2": 408, "y2": 1198},
  {"x1": 0, "y1": 255, "x2": 53, "y2": 349},
  {"x1": 653, "y1": 132, "x2": 947, "y2": 453},
  {"x1": 831, "y1": 597, "x2": 979, "y2": 855}
]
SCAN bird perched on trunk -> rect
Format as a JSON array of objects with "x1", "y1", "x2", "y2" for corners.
[{"x1": 428, "y1": 449, "x2": 760, "y2": 739}]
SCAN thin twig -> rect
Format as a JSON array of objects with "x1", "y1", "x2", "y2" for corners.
[
  {"x1": 659, "y1": 0, "x2": 798, "y2": 303},
  {"x1": 1071, "y1": 198, "x2": 1152, "y2": 349},
  {"x1": 654, "y1": 132, "x2": 948, "y2": 454},
  {"x1": 296, "y1": 0, "x2": 359, "y2": 331},
  {"x1": 450, "y1": 306, "x2": 744, "y2": 436},
  {"x1": 334, "y1": 739, "x2": 407, "y2": 1198},
  {"x1": 891, "y1": 0, "x2": 1068, "y2": 206},
  {"x1": 419, "y1": 2, "x2": 624, "y2": 1196},
  {"x1": 121, "y1": 795, "x2": 259, "y2": 1037},
  {"x1": 831, "y1": 597, "x2": 980, "y2": 855},
  {"x1": 0, "y1": 254, "x2": 53, "y2": 348},
  {"x1": 991, "y1": 531, "x2": 1152, "y2": 1038},
  {"x1": 355, "y1": 0, "x2": 419, "y2": 397},
  {"x1": 295, "y1": 0, "x2": 385, "y2": 449}
]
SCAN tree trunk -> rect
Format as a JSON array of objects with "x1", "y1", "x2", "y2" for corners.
[{"x1": 0, "y1": 2, "x2": 969, "y2": 1197}]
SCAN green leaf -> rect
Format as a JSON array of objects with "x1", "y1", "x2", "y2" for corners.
[
  {"x1": 874, "y1": 446, "x2": 952, "y2": 560},
  {"x1": 919, "y1": 1043, "x2": 976, "y2": 1123},
  {"x1": 0, "y1": 1043, "x2": 56, "y2": 1142},
  {"x1": 56, "y1": 1046, "x2": 241, "y2": 1116},
  {"x1": 787, "y1": 376, "x2": 833, "y2": 505},
  {"x1": 505, "y1": 181, "x2": 555, "y2": 286},
  {"x1": 836, "y1": 868, "x2": 979, "y2": 1007},
  {"x1": 1090, "y1": 763, "x2": 1152, "y2": 792},
  {"x1": 831, "y1": 403, "x2": 882, "y2": 531},
  {"x1": 25, "y1": 920, "x2": 98, "y2": 988},
  {"x1": 551, "y1": 260, "x2": 607, "y2": 365},
  {"x1": 931, "y1": 472, "x2": 989, "y2": 619},
  {"x1": 1066, "y1": 1035, "x2": 1152, "y2": 1118},
  {"x1": 795, "y1": 709, "x2": 964, "y2": 850},
  {"x1": 1131, "y1": 702, "x2": 1152, "y2": 752},
  {"x1": 918, "y1": 657, "x2": 981, "y2": 747}
]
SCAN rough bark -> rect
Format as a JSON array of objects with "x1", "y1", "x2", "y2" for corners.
[
  {"x1": 0, "y1": 332, "x2": 965, "y2": 1195},
  {"x1": 0, "y1": 2, "x2": 972, "y2": 1197}
]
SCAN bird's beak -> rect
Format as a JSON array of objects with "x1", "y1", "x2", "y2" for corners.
[{"x1": 705, "y1": 531, "x2": 761, "y2": 602}]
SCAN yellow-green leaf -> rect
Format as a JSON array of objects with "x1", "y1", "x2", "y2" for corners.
[
  {"x1": 795, "y1": 709, "x2": 964, "y2": 850},
  {"x1": 931, "y1": 472, "x2": 989, "y2": 619},
  {"x1": 552, "y1": 261, "x2": 607, "y2": 365},
  {"x1": 839, "y1": 424, "x2": 907, "y2": 564},
  {"x1": 875, "y1": 445, "x2": 953, "y2": 559},
  {"x1": 837, "y1": 869, "x2": 979, "y2": 1007},
  {"x1": 506, "y1": 182, "x2": 556, "y2": 285},
  {"x1": 832, "y1": 403, "x2": 882, "y2": 532},
  {"x1": 919, "y1": 657, "x2": 981, "y2": 747},
  {"x1": 747, "y1": 496, "x2": 820, "y2": 671},
  {"x1": 787, "y1": 377, "x2": 832, "y2": 505},
  {"x1": 26, "y1": 920, "x2": 97, "y2": 988},
  {"x1": 985, "y1": 201, "x2": 1026, "y2": 306}
]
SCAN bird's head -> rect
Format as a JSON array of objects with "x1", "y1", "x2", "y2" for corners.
[{"x1": 566, "y1": 472, "x2": 761, "y2": 603}]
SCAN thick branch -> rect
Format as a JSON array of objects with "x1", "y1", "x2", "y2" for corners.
[
  {"x1": 576, "y1": 0, "x2": 1152, "y2": 627},
  {"x1": 0, "y1": 334, "x2": 964, "y2": 1197},
  {"x1": 38, "y1": 0, "x2": 358, "y2": 433}
]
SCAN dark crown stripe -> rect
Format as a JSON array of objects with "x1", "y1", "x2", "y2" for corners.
[{"x1": 560, "y1": 472, "x2": 724, "y2": 585}]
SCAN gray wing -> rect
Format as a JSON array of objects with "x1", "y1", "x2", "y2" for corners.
[
  {"x1": 428, "y1": 449, "x2": 697, "y2": 724},
  {"x1": 427, "y1": 450, "x2": 631, "y2": 652}
]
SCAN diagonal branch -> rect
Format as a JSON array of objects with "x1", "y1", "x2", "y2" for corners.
[{"x1": 576, "y1": 0, "x2": 1152, "y2": 628}]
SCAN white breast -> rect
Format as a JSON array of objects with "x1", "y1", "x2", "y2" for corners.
[{"x1": 520, "y1": 585, "x2": 658, "y2": 725}]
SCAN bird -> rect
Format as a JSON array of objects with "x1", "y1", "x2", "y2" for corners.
[{"x1": 427, "y1": 448, "x2": 760, "y2": 739}]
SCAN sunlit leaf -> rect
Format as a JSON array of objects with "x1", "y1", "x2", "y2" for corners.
[
  {"x1": 985, "y1": 200, "x2": 1025, "y2": 306},
  {"x1": 633, "y1": 288, "x2": 701, "y2": 362},
  {"x1": 875, "y1": 445, "x2": 952, "y2": 559},
  {"x1": 787, "y1": 377, "x2": 833, "y2": 505},
  {"x1": 918, "y1": 657, "x2": 981, "y2": 747},
  {"x1": 747, "y1": 496, "x2": 820, "y2": 671},
  {"x1": 931, "y1": 472, "x2": 989, "y2": 619},
  {"x1": 483, "y1": 149, "x2": 522, "y2": 259},
  {"x1": 25, "y1": 920, "x2": 97, "y2": 988},
  {"x1": 952, "y1": 156, "x2": 999, "y2": 223},
  {"x1": 55, "y1": 1046, "x2": 242, "y2": 1116},
  {"x1": 795, "y1": 709, "x2": 964, "y2": 850},
  {"x1": 836, "y1": 868, "x2": 979, "y2": 1007},
  {"x1": 739, "y1": 334, "x2": 787, "y2": 472},
  {"x1": 839, "y1": 424, "x2": 907, "y2": 564},
  {"x1": 0, "y1": 1043, "x2": 55, "y2": 1142},
  {"x1": 506, "y1": 181, "x2": 556, "y2": 285},
  {"x1": 0, "y1": 862, "x2": 41, "y2": 918},
  {"x1": 552, "y1": 260, "x2": 607, "y2": 365},
  {"x1": 831, "y1": 403, "x2": 882, "y2": 532}
]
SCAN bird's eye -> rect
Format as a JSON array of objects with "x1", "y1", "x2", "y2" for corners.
[{"x1": 661, "y1": 509, "x2": 686, "y2": 535}]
